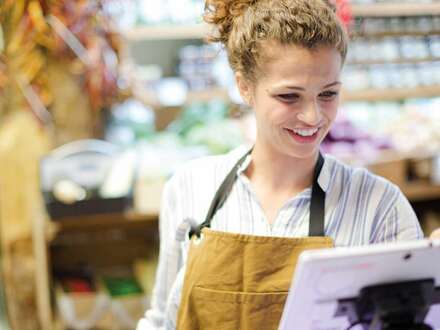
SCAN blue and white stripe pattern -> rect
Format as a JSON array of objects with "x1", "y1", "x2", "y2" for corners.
[{"x1": 137, "y1": 145, "x2": 423, "y2": 330}]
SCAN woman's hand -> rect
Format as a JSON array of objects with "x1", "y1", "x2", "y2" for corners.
[{"x1": 430, "y1": 228, "x2": 440, "y2": 239}]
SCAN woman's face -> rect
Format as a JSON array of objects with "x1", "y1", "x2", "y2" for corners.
[{"x1": 237, "y1": 41, "x2": 343, "y2": 160}]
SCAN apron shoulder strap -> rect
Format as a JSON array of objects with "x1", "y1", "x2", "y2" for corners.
[
  {"x1": 189, "y1": 148, "x2": 252, "y2": 238},
  {"x1": 309, "y1": 152, "x2": 325, "y2": 237}
]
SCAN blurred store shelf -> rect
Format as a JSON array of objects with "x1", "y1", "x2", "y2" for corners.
[
  {"x1": 187, "y1": 88, "x2": 230, "y2": 103},
  {"x1": 342, "y1": 85, "x2": 440, "y2": 102},
  {"x1": 135, "y1": 86, "x2": 231, "y2": 109},
  {"x1": 125, "y1": 23, "x2": 208, "y2": 41},
  {"x1": 352, "y1": 3, "x2": 440, "y2": 17},
  {"x1": 402, "y1": 183, "x2": 440, "y2": 202},
  {"x1": 353, "y1": 30, "x2": 440, "y2": 38},
  {"x1": 347, "y1": 57, "x2": 440, "y2": 66},
  {"x1": 47, "y1": 211, "x2": 158, "y2": 236}
]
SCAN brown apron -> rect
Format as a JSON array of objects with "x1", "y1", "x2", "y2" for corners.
[{"x1": 176, "y1": 150, "x2": 334, "y2": 330}]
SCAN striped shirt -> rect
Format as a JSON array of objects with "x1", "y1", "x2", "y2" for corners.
[{"x1": 137, "y1": 145, "x2": 423, "y2": 330}]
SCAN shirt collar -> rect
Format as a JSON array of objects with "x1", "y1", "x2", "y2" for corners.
[
  {"x1": 237, "y1": 151, "x2": 252, "y2": 176},
  {"x1": 236, "y1": 149, "x2": 331, "y2": 193},
  {"x1": 317, "y1": 153, "x2": 331, "y2": 193}
]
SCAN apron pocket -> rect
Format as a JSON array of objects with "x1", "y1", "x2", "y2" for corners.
[{"x1": 190, "y1": 287, "x2": 288, "y2": 330}]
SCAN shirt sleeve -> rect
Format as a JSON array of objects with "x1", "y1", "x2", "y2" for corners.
[
  {"x1": 163, "y1": 265, "x2": 186, "y2": 330},
  {"x1": 370, "y1": 188, "x2": 424, "y2": 243},
  {"x1": 137, "y1": 178, "x2": 182, "y2": 330}
]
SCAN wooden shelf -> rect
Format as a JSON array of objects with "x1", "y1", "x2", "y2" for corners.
[
  {"x1": 342, "y1": 85, "x2": 440, "y2": 101},
  {"x1": 347, "y1": 57, "x2": 440, "y2": 66},
  {"x1": 401, "y1": 182, "x2": 440, "y2": 202},
  {"x1": 352, "y1": 3, "x2": 440, "y2": 17},
  {"x1": 48, "y1": 211, "x2": 158, "y2": 233},
  {"x1": 125, "y1": 24, "x2": 209, "y2": 41},
  {"x1": 136, "y1": 86, "x2": 231, "y2": 108},
  {"x1": 352, "y1": 30, "x2": 440, "y2": 38},
  {"x1": 187, "y1": 88, "x2": 230, "y2": 103}
]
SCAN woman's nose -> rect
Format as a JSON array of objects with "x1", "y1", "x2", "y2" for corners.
[{"x1": 297, "y1": 101, "x2": 322, "y2": 126}]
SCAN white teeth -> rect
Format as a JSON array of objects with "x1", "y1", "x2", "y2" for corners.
[{"x1": 292, "y1": 128, "x2": 318, "y2": 137}]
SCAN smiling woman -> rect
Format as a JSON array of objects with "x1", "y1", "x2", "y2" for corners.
[
  {"x1": 137, "y1": 1, "x2": 424, "y2": 330},
  {"x1": 236, "y1": 42, "x2": 342, "y2": 164}
]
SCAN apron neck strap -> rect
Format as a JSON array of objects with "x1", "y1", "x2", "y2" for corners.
[
  {"x1": 189, "y1": 148, "x2": 252, "y2": 238},
  {"x1": 309, "y1": 152, "x2": 325, "y2": 237},
  {"x1": 189, "y1": 149, "x2": 326, "y2": 238}
]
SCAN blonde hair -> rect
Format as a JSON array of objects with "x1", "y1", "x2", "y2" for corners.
[{"x1": 204, "y1": 0, "x2": 348, "y2": 82}]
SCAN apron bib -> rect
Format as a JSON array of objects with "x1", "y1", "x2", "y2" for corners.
[{"x1": 177, "y1": 150, "x2": 334, "y2": 330}]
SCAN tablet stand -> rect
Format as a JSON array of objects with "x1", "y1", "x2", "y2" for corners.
[{"x1": 335, "y1": 279, "x2": 440, "y2": 330}]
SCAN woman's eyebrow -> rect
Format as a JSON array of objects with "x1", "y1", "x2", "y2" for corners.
[
  {"x1": 267, "y1": 81, "x2": 342, "y2": 93},
  {"x1": 322, "y1": 81, "x2": 342, "y2": 88},
  {"x1": 269, "y1": 85, "x2": 305, "y2": 91},
  {"x1": 270, "y1": 81, "x2": 342, "y2": 91}
]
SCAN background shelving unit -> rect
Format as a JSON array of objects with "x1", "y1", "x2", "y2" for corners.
[
  {"x1": 45, "y1": 210, "x2": 160, "y2": 329},
  {"x1": 124, "y1": 24, "x2": 208, "y2": 41},
  {"x1": 347, "y1": 57, "x2": 440, "y2": 65},
  {"x1": 351, "y1": 3, "x2": 440, "y2": 17},
  {"x1": 342, "y1": 85, "x2": 440, "y2": 102},
  {"x1": 343, "y1": 2, "x2": 440, "y2": 209}
]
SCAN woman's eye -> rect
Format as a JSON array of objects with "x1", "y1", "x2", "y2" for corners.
[
  {"x1": 319, "y1": 91, "x2": 339, "y2": 101},
  {"x1": 277, "y1": 93, "x2": 300, "y2": 102}
]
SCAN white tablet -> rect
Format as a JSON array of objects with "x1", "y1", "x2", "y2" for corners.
[{"x1": 279, "y1": 239, "x2": 440, "y2": 330}]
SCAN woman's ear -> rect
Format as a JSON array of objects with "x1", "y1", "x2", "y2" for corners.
[{"x1": 235, "y1": 72, "x2": 253, "y2": 106}]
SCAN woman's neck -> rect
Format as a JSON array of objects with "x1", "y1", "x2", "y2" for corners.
[{"x1": 245, "y1": 141, "x2": 319, "y2": 194}]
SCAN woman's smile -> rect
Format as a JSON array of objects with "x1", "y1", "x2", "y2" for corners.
[{"x1": 284, "y1": 127, "x2": 321, "y2": 144}]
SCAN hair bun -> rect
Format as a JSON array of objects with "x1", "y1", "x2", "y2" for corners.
[
  {"x1": 204, "y1": 0, "x2": 258, "y2": 44},
  {"x1": 323, "y1": 0, "x2": 337, "y2": 12}
]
